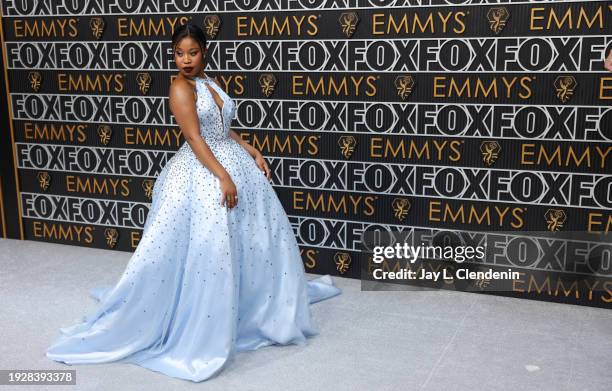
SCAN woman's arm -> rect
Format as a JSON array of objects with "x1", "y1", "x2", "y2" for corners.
[
  {"x1": 169, "y1": 78, "x2": 230, "y2": 180},
  {"x1": 229, "y1": 129, "x2": 259, "y2": 158}
]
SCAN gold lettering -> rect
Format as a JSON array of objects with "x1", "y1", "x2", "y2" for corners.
[
  {"x1": 124, "y1": 127, "x2": 183, "y2": 147},
  {"x1": 371, "y1": 11, "x2": 465, "y2": 35},
  {"x1": 293, "y1": 191, "x2": 376, "y2": 216},
  {"x1": 117, "y1": 16, "x2": 189, "y2": 37},
  {"x1": 292, "y1": 75, "x2": 377, "y2": 97},
  {"x1": 599, "y1": 77, "x2": 612, "y2": 100},
  {"x1": 236, "y1": 15, "x2": 318, "y2": 36},
  {"x1": 66, "y1": 175, "x2": 130, "y2": 197},
  {"x1": 14, "y1": 18, "x2": 78, "y2": 38},
  {"x1": 531, "y1": 6, "x2": 605, "y2": 30},
  {"x1": 433, "y1": 77, "x2": 532, "y2": 99},
  {"x1": 24, "y1": 122, "x2": 87, "y2": 142},
  {"x1": 428, "y1": 201, "x2": 524, "y2": 227},
  {"x1": 521, "y1": 144, "x2": 610, "y2": 168},
  {"x1": 587, "y1": 213, "x2": 612, "y2": 233},
  {"x1": 32, "y1": 221, "x2": 93, "y2": 243}
]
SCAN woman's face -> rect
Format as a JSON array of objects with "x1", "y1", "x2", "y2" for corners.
[{"x1": 173, "y1": 36, "x2": 206, "y2": 77}]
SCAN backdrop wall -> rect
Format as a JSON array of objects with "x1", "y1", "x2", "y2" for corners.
[{"x1": 1, "y1": 0, "x2": 610, "y2": 307}]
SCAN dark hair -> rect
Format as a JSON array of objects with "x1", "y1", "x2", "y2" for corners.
[{"x1": 171, "y1": 22, "x2": 207, "y2": 52}]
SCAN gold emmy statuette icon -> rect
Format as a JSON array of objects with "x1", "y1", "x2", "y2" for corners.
[
  {"x1": 28, "y1": 71, "x2": 42, "y2": 92},
  {"x1": 136, "y1": 73, "x2": 152, "y2": 95},
  {"x1": 545, "y1": 209, "x2": 567, "y2": 232},
  {"x1": 258, "y1": 74, "x2": 277, "y2": 97},
  {"x1": 554, "y1": 76, "x2": 577, "y2": 103},
  {"x1": 90, "y1": 17, "x2": 105, "y2": 39},
  {"x1": 487, "y1": 7, "x2": 510, "y2": 35},
  {"x1": 37, "y1": 171, "x2": 51, "y2": 190},
  {"x1": 480, "y1": 141, "x2": 501, "y2": 166},
  {"x1": 394, "y1": 75, "x2": 415, "y2": 100},
  {"x1": 391, "y1": 198, "x2": 411, "y2": 222},
  {"x1": 334, "y1": 252, "x2": 352, "y2": 274},
  {"x1": 142, "y1": 179, "x2": 155, "y2": 200},
  {"x1": 203, "y1": 15, "x2": 221, "y2": 38},
  {"x1": 97, "y1": 125, "x2": 112, "y2": 145},
  {"x1": 104, "y1": 228, "x2": 119, "y2": 248},
  {"x1": 338, "y1": 136, "x2": 357, "y2": 159},
  {"x1": 338, "y1": 12, "x2": 359, "y2": 38}
]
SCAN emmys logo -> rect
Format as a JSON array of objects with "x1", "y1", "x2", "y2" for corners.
[
  {"x1": 487, "y1": 7, "x2": 509, "y2": 34},
  {"x1": 136, "y1": 73, "x2": 152, "y2": 95},
  {"x1": 258, "y1": 73, "x2": 277, "y2": 97},
  {"x1": 480, "y1": 141, "x2": 501, "y2": 166},
  {"x1": 334, "y1": 252, "x2": 352, "y2": 274},
  {"x1": 97, "y1": 125, "x2": 112, "y2": 145},
  {"x1": 89, "y1": 17, "x2": 105, "y2": 39},
  {"x1": 104, "y1": 228, "x2": 119, "y2": 248},
  {"x1": 142, "y1": 179, "x2": 155, "y2": 200},
  {"x1": 28, "y1": 71, "x2": 42, "y2": 92},
  {"x1": 203, "y1": 15, "x2": 221, "y2": 39},
  {"x1": 391, "y1": 198, "x2": 411, "y2": 222},
  {"x1": 554, "y1": 76, "x2": 577, "y2": 103},
  {"x1": 394, "y1": 75, "x2": 415, "y2": 100},
  {"x1": 545, "y1": 209, "x2": 567, "y2": 232},
  {"x1": 338, "y1": 12, "x2": 359, "y2": 38},
  {"x1": 338, "y1": 136, "x2": 357, "y2": 159},
  {"x1": 37, "y1": 171, "x2": 51, "y2": 190}
]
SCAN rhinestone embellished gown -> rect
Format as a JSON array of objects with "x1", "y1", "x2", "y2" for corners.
[{"x1": 45, "y1": 74, "x2": 342, "y2": 382}]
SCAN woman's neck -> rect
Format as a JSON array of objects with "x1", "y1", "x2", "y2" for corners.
[{"x1": 185, "y1": 70, "x2": 206, "y2": 80}]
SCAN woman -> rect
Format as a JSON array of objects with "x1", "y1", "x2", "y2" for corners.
[{"x1": 46, "y1": 23, "x2": 341, "y2": 382}]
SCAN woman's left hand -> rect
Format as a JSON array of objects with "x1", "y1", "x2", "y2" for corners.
[
  {"x1": 253, "y1": 151, "x2": 272, "y2": 181},
  {"x1": 606, "y1": 49, "x2": 612, "y2": 72}
]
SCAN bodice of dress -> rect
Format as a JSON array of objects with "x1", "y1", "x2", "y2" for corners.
[{"x1": 195, "y1": 75, "x2": 236, "y2": 141}]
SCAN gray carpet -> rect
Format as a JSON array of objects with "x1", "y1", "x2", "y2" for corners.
[{"x1": 1, "y1": 238, "x2": 610, "y2": 391}]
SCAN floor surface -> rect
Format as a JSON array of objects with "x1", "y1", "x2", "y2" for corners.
[{"x1": 1, "y1": 238, "x2": 610, "y2": 391}]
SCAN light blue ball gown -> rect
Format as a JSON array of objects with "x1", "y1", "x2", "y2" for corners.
[{"x1": 45, "y1": 74, "x2": 342, "y2": 382}]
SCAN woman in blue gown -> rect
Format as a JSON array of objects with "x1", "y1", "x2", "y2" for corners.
[{"x1": 45, "y1": 23, "x2": 341, "y2": 382}]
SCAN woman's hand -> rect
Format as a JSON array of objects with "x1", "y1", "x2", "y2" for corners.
[
  {"x1": 219, "y1": 175, "x2": 238, "y2": 209},
  {"x1": 605, "y1": 49, "x2": 612, "y2": 72},
  {"x1": 253, "y1": 151, "x2": 271, "y2": 181}
]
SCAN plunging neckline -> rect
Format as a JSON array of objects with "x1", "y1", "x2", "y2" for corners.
[{"x1": 196, "y1": 75, "x2": 225, "y2": 129}]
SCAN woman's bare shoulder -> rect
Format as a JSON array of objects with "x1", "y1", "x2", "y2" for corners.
[
  {"x1": 170, "y1": 76, "x2": 191, "y2": 91},
  {"x1": 169, "y1": 77, "x2": 194, "y2": 101}
]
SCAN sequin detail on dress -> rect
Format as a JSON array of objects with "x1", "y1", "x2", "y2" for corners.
[{"x1": 45, "y1": 75, "x2": 342, "y2": 382}]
